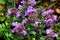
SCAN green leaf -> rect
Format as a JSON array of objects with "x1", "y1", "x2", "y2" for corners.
[
  {"x1": 32, "y1": 38, "x2": 35, "y2": 40},
  {"x1": 7, "y1": 5, "x2": 12, "y2": 10},
  {"x1": 40, "y1": 36, "x2": 46, "y2": 40},
  {"x1": 8, "y1": 0, "x2": 12, "y2": 3},
  {"x1": 5, "y1": 22, "x2": 9, "y2": 26},
  {"x1": 27, "y1": 27, "x2": 30, "y2": 31},
  {"x1": 0, "y1": 23, "x2": 5, "y2": 31},
  {"x1": 0, "y1": 0, "x2": 5, "y2": 4},
  {"x1": 31, "y1": 31, "x2": 36, "y2": 35},
  {"x1": 18, "y1": 35, "x2": 24, "y2": 40},
  {"x1": 0, "y1": 16, "x2": 5, "y2": 22},
  {"x1": 13, "y1": 16, "x2": 19, "y2": 21}
]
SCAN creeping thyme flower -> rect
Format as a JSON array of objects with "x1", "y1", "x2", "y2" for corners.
[
  {"x1": 25, "y1": 10, "x2": 29, "y2": 16},
  {"x1": 11, "y1": 28, "x2": 16, "y2": 33},
  {"x1": 27, "y1": 6, "x2": 37, "y2": 13},
  {"x1": 47, "y1": 19, "x2": 53, "y2": 23},
  {"x1": 18, "y1": 5, "x2": 23, "y2": 10},
  {"x1": 16, "y1": 12, "x2": 20, "y2": 18},
  {"x1": 48, "y1": 9, "x2": 54, "y2": 14},
  {"x1": 21, "y1": 30, "x2": 27, "y2": 35},
  {"x1": 42, "y1": 9, "x2": 54, "y2": 16},
  {"x1": 12, "y1": 22, "x2": 19, "y2": 28},
  {"x1": 21, "y1": 18, "x2": 28, "y2": 25},
  {"x1": 53, "y1": 15, "x2": 57, "y2": 21},
  {"x1": 11, "y1": 8, "x2": 18, "y2": 14},
  {"x1": 46, "y1": 28, "x2": 53, "y2": 34},
  {"x1": 11, "y1": 24, "x2": 26, "y2": 36},
  {"x1": 27, "y1": 6, "x2": 33, "y2": 13},
  {"x1": 29, "y1": 0, "x2": 36, "y2": 4},
  {"x1": 7, "y1": 10, "x2": 12, "y2": 15},
  {"x1": 34, "y1": 21, "x2": 39, "y2": 27},
  {"x1": 21, "y1": 0, "x2": 26, "y2": 4},
  {"x1": 28, "y1": 6, "x2": 33, "y2": 10},
  {"x1": 52, "y1": 33, "x2": 58, "y2": 38},
  {"x1": 32, "y1": 8, "x2": 37, "y2": 13},
  {"x1": 42, "y1": 11, "x2": 49, "y2": 16},
  {"x1": 44, "y1": 19, "x2": 53, "y2": 24}
]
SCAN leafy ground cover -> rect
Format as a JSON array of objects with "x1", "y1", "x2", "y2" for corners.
[{"x1": 0, "y1": 0, "x2": 60, "y2": 40}]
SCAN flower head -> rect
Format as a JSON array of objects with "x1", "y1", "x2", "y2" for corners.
[
  {"x1": 48, "y1": 9, "x2": 54, "y2": 14},
  {"x1": 34, "y1": 21, "x2": 39, "y2": 27},
  {"x1": 21, "y1": 0, "x2": 26, "y2": 4},
  {"x1": 46, "y1": 28, "x2": 53, "y2": 34},
  {"x1": 21, "y1": 30, "x2": 27, "y2": 35},
  {"x1": 44, "y1": 19, "x2": 53, "y2": 24},
  {"x1": 16, "y1": 12, "x2": 20, "y2": 18},
  {"x1": 53, "y1": 15, "x2": 57, "y2": 21},
  {"x1": 12, "y1": 22, "x2": 19, "y2": 28},
  {"x1": 25, "y1": 10, "x2": 29, "y2": 16},
  {"x1": 29, "y1": 0, "x2": 36, "y2": 5},
  {"x1": 22, "y1": 18, "x2": 28, "y2": 25},
  {"x1": 11, "y1": 8, "x2": 17, "y2": 14},
  {"x1": 52, "y1": 33, "x2": 58, "y2": 38},
  {"x1": 18, "y1": 5, "x2": 23, "y2": 10},
  {"x1": 42, "y1": 11, "x2": 49, "y2": 16},
  {"x1": 11, "y1": 28, "x2": 16, "y2": 33},
  {"x1": 7, "y1": 10, "x2": 12, "y2": 15}
]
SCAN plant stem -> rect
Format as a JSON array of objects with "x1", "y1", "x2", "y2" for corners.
[{"x1": 14, "y1": 0, "x2": 15, "y2": 8}]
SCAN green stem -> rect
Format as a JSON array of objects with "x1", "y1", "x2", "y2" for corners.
[
  {"x1": 14, "y1": 0, "x2": 15, "y2": 8},
  {"x1": 12, "y1": 0, "x2": 14, "y2": 7}
]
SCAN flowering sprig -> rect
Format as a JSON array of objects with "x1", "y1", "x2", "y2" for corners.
[
  {"x1": 42, "y1": 9, "x2": 54, "y2": 16},
  {"x1": 11, "y1": 22, "x2": 27, "y2": 35}
]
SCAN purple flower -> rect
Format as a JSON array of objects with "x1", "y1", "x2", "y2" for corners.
[
  {"x1": 11, "y1": 28, "x2": 16, "y2": 33},
  {"x1": 34, "y1": 21, "x2": 39, "y2": 27},
  {"x1": 42, "y1": 9, "x2": 54, "y2": 16},
  {"x1": 11, "y1": 8, "x2": 17, "y2": 14},
  {"x1": 48, "y1": 9, "x2": 54, "y2": 14},
  {"x1": 18, "y1": 5, "x2": 23, "y2": 10},
  {"x1": 25, "y1": 10, "x2": 29, "y2": 16},
  {"x1": 27, "y1": 6, "x2": 37, "y2": 13},
  {"x1": 21, "y1": 18, "x2": 28, "y2": 25},
  {"x1": 29, "y1": 0, "x2": 36, "y2": 4},
  {"x1": 27, "y1": 6, "x2": 33, "y2": 13},
  {"x1": 47, "y1": 19, "x2": 53, "y2": 23},
  {"x1": 52, "y1": 34, "x2": 58, "y2": 38},
  {"x1": 21, "y1": 30, "x2": 27, "y2": 35},
  {"x1": 21, "y1": 0, "x2": 26, "y2": 4},
  {"x1": 7, "y1": 10, "x2": 12, "y2": 15},
  {"x1": 32, "y1": 8, "x2": 37, "y2": 13},
  {"x1": 53, "y1": 15, "x2": 57, "y2": 21},
  {"x1": 46, "y1": 28, "x2": 53, "y2": 34},
  {"x1": 44, "y1": 19, "x2": 53, "y2": 24},
  {"x1": 12, "y1": 22, "x2": 19, "y2": 28},
  {"x1": 42, "y1": 11, "x2": 49, "y2": 16},
  {"x1": 16, "y1": 12, "x2": 20, "y2": 18},
  {"x1": 28, "y1": 6, "x2": 33, "y2": 10}
]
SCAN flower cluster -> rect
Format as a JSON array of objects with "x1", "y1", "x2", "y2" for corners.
[
  {"x1": 29, "y1": 0, "x2": 36, "y2": 5},
  {"x1": 25, "y1": 5, "x2": 37, "y2": 16},
  {"x1": 46, "y1": 28, "x2": 58, "y2": 38},
  {"x1": 42, "y1": 9, "x2": 54, "y2": 16},
  {"x1": 11, "y1": 21, "x2": 27, "y2": 35},
  {"x1": 7, "y1": 8, "x2": 20, "y2": 18}
]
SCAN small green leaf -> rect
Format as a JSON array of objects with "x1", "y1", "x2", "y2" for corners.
[
  {"x1": 0, "y1": 16, "x2": 5, "y2": 22},
  {"x1": 40, "y1": 36, "x2": 46, "y2": 40},
  {"x1": 0, "y1": 0, "x2": 5, "y2": 4},
  {"x1": 32, "y1": 38, "x2": 35, "y2": 40},
  {"x1": 31, "y1": 31, "x2": 36, "y2": 35},
  {"x1": 5, "y1": 22, "x2": 9, "y2": 26}
]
